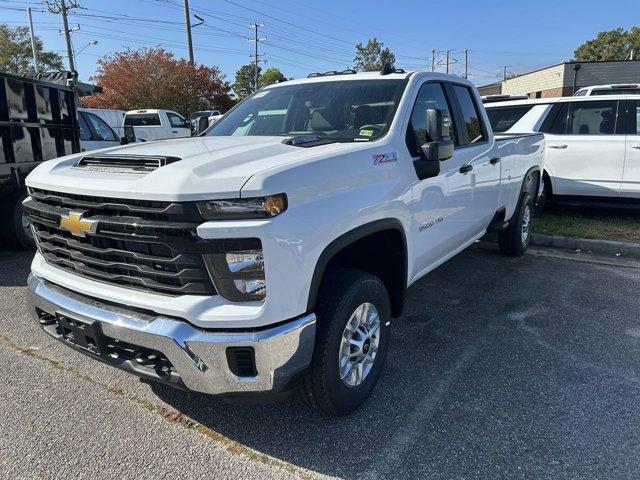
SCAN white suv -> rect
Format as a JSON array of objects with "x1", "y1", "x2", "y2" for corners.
[
  {"x1": 574, "y1": 84, "x2": 640, "y2": 96},
  {"x1": 486, "y1": 96, "x2": 640, "y2": 206}
]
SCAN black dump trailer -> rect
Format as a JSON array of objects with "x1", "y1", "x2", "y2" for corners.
[{"x1": 0, "y1": 72, "x2": 80, "y2": 249}]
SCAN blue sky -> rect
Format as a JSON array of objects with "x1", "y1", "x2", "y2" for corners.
[{"x1": 2, "y1": 0, "x2": 639, "y2": 85}]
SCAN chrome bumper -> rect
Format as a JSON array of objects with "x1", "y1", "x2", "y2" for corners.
[{"x1": 27, "y1": 275, "x2": 316, "y2": 395}]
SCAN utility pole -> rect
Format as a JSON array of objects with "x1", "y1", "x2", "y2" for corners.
[
  {"x1": 27, "y1": 7, "x2": 39, "y2": 74},
  {"x1": 431, "y1": 49, "x2": 436, "y2": 72},
  {"x1": 249, "y1": 22, "x2": 265, "y2": 92},
  {"x1": 46, "y1": 0, "x2": 79, "y2": 73},
  {"x1": 464, "y1": 49, "x2": 468, "y2": 79},
  {"x1": 502, "y1": 65, "x2": 510, "y2": 81},
  {"x1": 446, "y1": 50, "x2": 450, "y2": 74},
  {"x1": 183, "y1": 0, "x2": 194, "y2": 64}
]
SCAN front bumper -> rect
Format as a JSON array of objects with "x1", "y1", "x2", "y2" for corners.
[{"x1": 27, "y1": 275, "x2": 316, "y2": 395}]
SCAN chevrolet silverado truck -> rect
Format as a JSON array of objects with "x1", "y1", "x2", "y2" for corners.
[{"x1": 25, "y1": 69, "x2": 544, "y2": 415}]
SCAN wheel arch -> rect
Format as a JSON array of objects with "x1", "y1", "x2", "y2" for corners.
[{"x1": 306, "y1": 218, "x2": 408, "y2": 318}]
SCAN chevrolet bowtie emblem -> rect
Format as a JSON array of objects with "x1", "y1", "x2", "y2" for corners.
[{"x1": 59, "y1": 211, "x2": 97, "y2": 237}]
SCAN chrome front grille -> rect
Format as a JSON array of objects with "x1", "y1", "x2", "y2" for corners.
[{"x1": 25, "y1": 188, "x2": 216, "y2": 296}]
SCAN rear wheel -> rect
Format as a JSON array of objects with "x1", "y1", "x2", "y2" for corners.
[
  {"x1": 0, "y1": 191, "x2": 34, "y2": 250},
  {"x1": 301, "y1": 269, "x2": 391, "y2": 416},
  {"x1": 498, "y1": 192, "x2": 533, "y2": 257}
]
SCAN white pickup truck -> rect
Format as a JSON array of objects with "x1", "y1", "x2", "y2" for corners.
[
  {"x1": 123, "y1": 109, "x2": 191, "y2": 141},
  {"x1": 486, "y1": 95, "x2": 640, "y2": 207},
  {"x1": 24, "y1": 70, "x2": 543, "y2": 415}
]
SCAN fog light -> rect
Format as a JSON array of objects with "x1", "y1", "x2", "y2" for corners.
[{"x1": 203, "y1": 243, "x2": 266, "y2": 302}]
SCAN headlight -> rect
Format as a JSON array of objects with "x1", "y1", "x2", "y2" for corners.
[
  {"x1": 197, "y1": 194, "x2": 287, "y2": 220},
  {"x1": 203, "y1": 246, "x2": 266, "y2": 302}
]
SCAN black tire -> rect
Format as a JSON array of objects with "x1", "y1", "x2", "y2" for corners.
[
  {"x1": 0, "y1": 191, "x2": 35, "y2": 250},
  {"x1": 534, "y1": 174, "x2": 551, "y2": 214},
  {"x1": 498, "y1": 192, "x2": 533, "y2": 257},
  {"x1": 301, "y1": 269, "x2": 391, "y2": 416}
]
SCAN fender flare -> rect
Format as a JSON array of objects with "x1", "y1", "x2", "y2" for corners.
[{"x1": 306, "y1": 218, "x2": 408, "y2": 314}]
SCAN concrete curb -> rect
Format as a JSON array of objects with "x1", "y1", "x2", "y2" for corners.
[{"x1": 531, "y1": 233, "x2": 640, "y2": 259}]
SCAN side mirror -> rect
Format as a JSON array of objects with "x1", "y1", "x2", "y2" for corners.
[
  {"x1": 196, "y1": 116, "x2": 210, "y2": 135},
  {"x1": 414, "y1": 108, "x2": 454, "y2": 180},
  {"x1": 120, "y1": 125, "x2": 136, "y2": 145}
]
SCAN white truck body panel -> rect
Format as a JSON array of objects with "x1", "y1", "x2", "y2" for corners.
[{"x1": 123, "y1": 109, "x2": 191, "y2": 141}]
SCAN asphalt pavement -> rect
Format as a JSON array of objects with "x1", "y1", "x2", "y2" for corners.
[{"x1": 1, "y1": 245, "x2": 640, "y2": 479}]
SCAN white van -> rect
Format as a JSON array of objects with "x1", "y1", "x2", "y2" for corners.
[
  {"x1": 123, "y1": 109, "x2": 191, "y2": 141},
  {"x1": 486, "y1": 96, "x2": 640, "y2": 206}
]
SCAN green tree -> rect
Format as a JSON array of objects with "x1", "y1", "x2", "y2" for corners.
[
  {"x1": 353, "y1": 38, "x2": 396, "y2": 72},
  {"x1": 260, "y1": 67, "x2": 286, "y2": 87},
  {"x1": 574, "y1": 27, "x2": 640, "y2": 61},
  {"x1": 0, "y1": 24, "x2": 63, "y2": 75},
  {"x1": 234, "y1": 63, "x2": 261, "y2": 100}
]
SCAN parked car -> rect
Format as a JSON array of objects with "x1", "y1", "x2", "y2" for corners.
[
  {"x1": 486, "y1": 95, "x2": 640, "y2": 207},
  {"x1": 77, "y1": 108, "x2": 122, "y2": 152},
  {"x1": 24, "y1": 70, "x2": 544, "y2": 415},
  {"x1": 80, "y1": 108, "x2": 126, "y2": 137},
  {"x1": 573, "y1": 84, "x2": 640, "y2": 96},
  {"x1": 123, "y1": 109, "x2": 191, "y2": 141},
  {"x1": 481, "y1": 94, "x2": 529, "y2": 103},
  {"x1": 0, "y1": 71, "x2": 81, "y2": 249}
]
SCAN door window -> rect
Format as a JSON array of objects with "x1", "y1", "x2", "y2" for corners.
[
  {"x1": 630, "y1": 101, "x2": 640, "y2": 134},
  {"x1": 167, "y1": 112, "x2": 187, "y2": 128},
  {"x1": 83, "y1": 112, "x2": 118, "y2": 141},
  {"x1": 544, "y1": 101, "x2": 619, "y2": 135},
  {"x1": 405, "y1": 82, "x2": 456, "y2": 157},
  {"x1": 451, "y1": 85, "x2": 487, "y2": 145}
]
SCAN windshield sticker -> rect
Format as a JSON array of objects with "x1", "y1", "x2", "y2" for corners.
[
  {"x1": 252, "y1": 90, "x2": 270, "y2": 99},
  {"x1": 359, "y1": 129, "x2": 374, "y2": 137},
  {"x1": 373, "y1": 152, "x2": 397, "y2": 165}
]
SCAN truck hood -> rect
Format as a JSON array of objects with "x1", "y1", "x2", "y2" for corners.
[{"x1": 26, "y1": 136, "x2": 361, "y2": 201}]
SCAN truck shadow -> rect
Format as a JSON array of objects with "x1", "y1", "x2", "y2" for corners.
[
  {"x1": 0, "y1": 250, "x2": 33, "y2": 287},
  {"x1": 148, "y1": 247, "x2": 549, "y2": 478}
]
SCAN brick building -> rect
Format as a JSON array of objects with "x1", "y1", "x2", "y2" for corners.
[{"x1": 478, "y1": 60, "x2": 640, "y2": 98}]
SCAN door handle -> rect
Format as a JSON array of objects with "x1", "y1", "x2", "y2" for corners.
[
  {"x1": 490, "y1": 157, "x2": 500, "y2": 165},
  {"x1": 459, "y1": 164, "x2": 473, "y2": 174},
  {"x1": 172, "y1": 130, "x2": 178, "y2": 133},
  {"x1": 548, "y1": 144, "x2": 567, "y2": 149},
  {"x1": 630, "y1": 144, "x2": 640, "y2": 149}
]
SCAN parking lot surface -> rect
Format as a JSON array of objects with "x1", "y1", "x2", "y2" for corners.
[{"x1": 1, "y1": 245, "x2": 640, "y2": 479}]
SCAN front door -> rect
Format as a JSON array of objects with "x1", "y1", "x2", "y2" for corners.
[
  {"x1": 542, "y1": 100, "x2": 625, "y2": 198},
  {"x1": 405, "y1": 81, "x2": 475, "y2": 277},
  {"x1": 166, "y1": 112, "x2": 191, "y2": 138}
]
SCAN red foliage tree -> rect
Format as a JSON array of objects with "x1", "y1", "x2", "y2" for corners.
[{"x1": 83, "y1": 48, "x2": 235, "y2": 116}]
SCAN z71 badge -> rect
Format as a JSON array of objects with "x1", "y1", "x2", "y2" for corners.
[{"x1": 373, "y1": 152, "x2": 397, "y2": 165}]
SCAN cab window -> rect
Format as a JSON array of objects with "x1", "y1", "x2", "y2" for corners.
[
  {"x1": 451, "y1": 85, "x2": 487, "y2": 145},
  {"x1": 167, "y1": 112, "x2": 187, "y2": 128},
  {"x1": 406, "y1": 82, "x2": 457, "y2": 157}
]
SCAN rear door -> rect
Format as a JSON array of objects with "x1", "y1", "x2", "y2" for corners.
[
  {"x1": 165, "y1": 111, "x2": 191, "y2": 138},
  {"x1": 621, "y1": 99, "x2": 640, "y2": 198},
  {"x1": 447, "y1": 83, "x2": 500, "y2": 230},
  {"x1": 540, "y1": 100, "x2": 625, "y2": 197}
]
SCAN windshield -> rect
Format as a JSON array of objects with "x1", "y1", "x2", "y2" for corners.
[{"x1": 206, "y1": 79, "x2": 406, "y2": 142}]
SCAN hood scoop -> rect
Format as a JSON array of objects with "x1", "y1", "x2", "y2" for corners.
[{"x1": 74, "y1": 154, "x2": 182, "y2": 174}]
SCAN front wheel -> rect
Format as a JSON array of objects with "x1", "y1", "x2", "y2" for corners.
[
  {"x1": 301, "y1": 269, "x2": 391, "y2": 416},
  {"x1": 498, "y1": 193, "x2": 533, "y2": 257}
]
